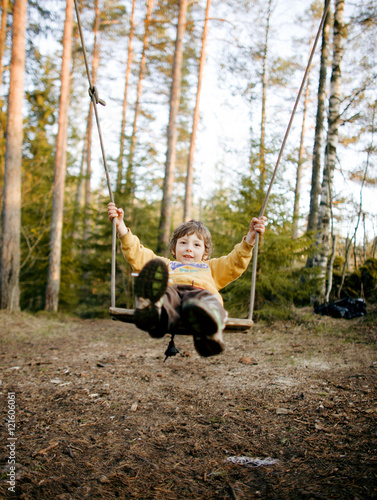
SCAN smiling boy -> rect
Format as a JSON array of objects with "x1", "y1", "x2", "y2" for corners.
[{"x1": 108, "y1": 203, "x2": 266, "y2": 357}]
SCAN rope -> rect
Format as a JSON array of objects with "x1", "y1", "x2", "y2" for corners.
[
  {"x1": 248, "y1": 0, "x2": 331, "y2": 320},
  {"x1": 73, "y1": 0, "x2": 331, "y2": 322},
  {"x1": 73, "y1": 0, "x2": 117, "y2": 308}
]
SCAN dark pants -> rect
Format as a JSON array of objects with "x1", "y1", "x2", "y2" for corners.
[{"x1": 161, "y1": 285, "x2": 227, "y2": 334}]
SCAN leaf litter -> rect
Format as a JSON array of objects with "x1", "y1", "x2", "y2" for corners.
[{"x1": 0, "y1": 307, "x2": 376, "y2": 499}]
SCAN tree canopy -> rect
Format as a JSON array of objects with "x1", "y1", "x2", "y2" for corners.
[{"x1": 0, "y1": 0, "x2": 376, "y2": 315}]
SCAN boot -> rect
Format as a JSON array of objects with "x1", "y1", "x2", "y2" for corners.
[
  {"x1": 134, "y1": 259, "x2": 168, "y2": 338},
  {"x1": 182, "y1": 298, "x2": 225, "y2": 357}
]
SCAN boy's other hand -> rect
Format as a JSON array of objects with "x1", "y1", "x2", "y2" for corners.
[
  {"x1": 107, "y1": 202, "x2": 128, "y2": 236},
  {"x1": 245, "y1": 216, "x2": 267, "y2": 245}
]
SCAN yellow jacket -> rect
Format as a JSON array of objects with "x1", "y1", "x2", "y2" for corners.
[{"x1": 120, "y1": 230, "x2": 254, "y2": 304}]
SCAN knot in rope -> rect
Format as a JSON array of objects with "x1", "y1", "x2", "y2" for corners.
[{"x1": 88, "y1": 85, "x2": 106, "y2": 106}]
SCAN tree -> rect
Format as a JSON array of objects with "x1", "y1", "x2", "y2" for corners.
[
  {"x1": 313, "y1": 0, "x2": 346, "y2": 299},
  {"x1": 83, "y1": 0, "x2": 100, "y2": 226},
  {"x1": 0, "y1": 0, "x2": 8, "y2": 89},
  {"x1": 20, "y1": 53, "x2": 57, "y2": 310},
  {"x1": 292, "y1": 75, "x2": 311, "y2": 240},
  {"x1": 0, "y1": 0, "x2": 27, "y2": 310},
  {"x1": 0, "y1": 0, "x2": 9, "y2": 214},
  {"x1": 116, "y1": 0, "x2": 136, "y2": 194},
  {"x1": 307, "y1": 5, "x2": 331, "y2": 235},
  {"x1": 257, "y1": 0, "x2": 273, "y2": 201},
  {"x1": 157, "y1": 0, "x2": 188, "y2": 254},
  {"x1": 123, "y1": 0, "x2": 154, "y2": 206},
  {"x1": 45, "y1": 0, "x2": 74, "y2": 311},
  {"x1": 292, "y1": 2, "x2": 324, "y2": 240},
  {"x1": 183, "y1": 0, "x2": 211, "y2": 222}
]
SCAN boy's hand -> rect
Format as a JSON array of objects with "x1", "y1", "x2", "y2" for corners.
[
  {"x1": 245, "y1": 216, "x2": 267, "y2": 246},
  {"x1": 107, "y1": 202, "x2": 128, "y2": 237}
]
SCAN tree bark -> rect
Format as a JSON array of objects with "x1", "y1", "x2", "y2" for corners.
[
  {"x1": 292, "y1": 75, "x2": 310, "y2": 239},
  {"x1": 83, "y1": 0, "x2": 100, "y2": 242},
  {"x1": 338, "y1": 235, "x2": 351, "y2": 298},
  {"x1": 0, "y1": 0, "x2": 27, "y2": 310},
  {"x1": 124, "y1": 0, "x2": 154, "y2": 205},
  {"x1": 45, "y1": 0, "x2": 73, "y2": 311},
  {"x1": 75, "y1": 122, "x2": 89, "y2": 211},
  {"x1": 0, "y1": 0, "x2": 8, "y2": 88},
  {"x1": 183, "y1": 0, "x2": 211, "y2": 222},
  {"x1": 158, "y1": 0, "x2": 188, "y2": 254},
  {"x1": 325, "y1": 234, "x2": 337, "y2": 302},
  {"x1": 306, "y1": 6, "x2": 331, "y2": 235},
  {"x1": 313, "y1": 0, "x2": 345, "y2": 300},
  {"x1": 117, "y1": 0, "x2": 136, "y2": 194},
  {"x1": 258, "y1": 0, "x2": 272, "y2": 200},
  {"x1": 0, "y1": 0, "x2": 9, "y2": 215}
]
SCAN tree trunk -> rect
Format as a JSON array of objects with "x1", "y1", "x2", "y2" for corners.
[
  {"x1": 183, "y1": 0, "x2": 211, "y2": 222},
  {"x1": 258, "y1": 0, "x2": 272, "y2": 200},
  {"x1": 116, "y1": 0, "x2": 136, "y2": 194},
  {"x1": 45, "y1": 0, "x2": 73, "y2": 311},
  {"x1": 0, "y1": 0, "x2": 9, "y2": 217},
  {"x1": 338, "y1": 235, "x2": 351, "y2": 298},
  {"x1": 307, "y1": 6, "x2": 331, "y2": 235},
  {"x1": 0, "y1": 0, "x2": 8, "y2": 88},
  {"x1": 292, "y1": 75, "x2": 310, "y2": 239},
  {"x1": 124, "y1": 0, "x2": 154, "y2": 205},
  {"x1": 0, "y1": 0, "x2": 27, "y2": 310},
  {"x1": 325, "y1": 233, "x2": 337, "y2": 302},
  {"x1": 313, "y1": 0, "x2": 345, "y2": 300},
  {"x1": 362, "y1": 211, "x2": 366, "y2": 262},
  {"x1": 157, "y1": 0, "x2": 188, "y2": 254},
  {"x1": 75, "y1": 122, "x2": 89, "y2": 211},
  {"x1": 83, "y1": 0, "x2": 100, "y2": 242},
  {"x1": 72, "y1": 1, "x2": 85, "y2": 213}
]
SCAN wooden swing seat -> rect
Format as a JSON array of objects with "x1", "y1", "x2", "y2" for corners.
[{"x1": 109, "y1": 307, "x2": 253, "y2": 333}]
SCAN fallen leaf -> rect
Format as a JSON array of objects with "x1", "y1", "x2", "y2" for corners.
[
  {"x1": 50, "y1": 378, "x2": 63, "y2": 384},
  {"x1": 276, "y1": 408, "x2": 293, "y2": 415},
  {"x1": 239, "y1": 356, "x2": 258, "y2": 365}
]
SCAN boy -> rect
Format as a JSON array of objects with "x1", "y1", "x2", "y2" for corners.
[{"x1": 108, "y1": 202, "x2": 266, "y2": 357}]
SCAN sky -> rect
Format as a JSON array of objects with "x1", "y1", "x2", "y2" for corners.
[
  {"x1": 29, "y1": 0, "x2": 377, "y2": 244},
  {"x1": 192, "y1": 0, "x2": 377, "y2": 242}
]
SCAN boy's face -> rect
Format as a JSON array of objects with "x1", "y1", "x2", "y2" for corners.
[{"x1": 174, "y1": 232, "x2": 206, "y2": 264}]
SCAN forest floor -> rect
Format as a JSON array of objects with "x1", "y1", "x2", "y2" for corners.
[{"x1": 0, "y1": 305, "x2": 376, "y2": 500}]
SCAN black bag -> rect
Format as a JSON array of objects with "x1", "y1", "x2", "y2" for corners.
[{"x1": 314, "y1": 297, "x2": 367, "y2": 319}]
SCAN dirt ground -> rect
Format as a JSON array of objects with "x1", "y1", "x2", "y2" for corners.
[{"x1": 1, "y1": 306, "x2": 376, "y2": 500}]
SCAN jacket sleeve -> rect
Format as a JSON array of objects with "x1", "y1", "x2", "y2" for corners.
[
  {"x1": 119, "y1": 230, "x2": 170, "y2": 273},
  {"x1": 208, "y1": 237, "x2": 254, "y2": 290}
]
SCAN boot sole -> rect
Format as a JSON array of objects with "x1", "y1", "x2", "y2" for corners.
[
  {"x1": 134, "y1": 259, "x2": 168, "y2": 334},
  {"x1": 134, "y1": 259, "x2": 168, "y2": 303},
  {"x1": 182, "y1": 300, "x2": 225, "y2": 357}
]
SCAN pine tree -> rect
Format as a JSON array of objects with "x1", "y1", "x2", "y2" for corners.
[
  {"x1": 0, "y1": 0, "x2": 9, "y2": 212},
  {"x1": 258, "y1": 0, "x2": 273, "y2": 201},
  {"x1": 123, "y1": 0, "x2": 154, "y2": 207},
  {"x1": 158, "y1": 0, "x2": 188, "y2": 254},
  {"x1": 0, "y1": 0, "x2": 8, "y2": 90},
  {"x1": 20, "y1": 54, "x2": 57, "y2": 310},
  {"x1": 116, "y1": 0, "x2": 136, "y2": 194},
  {"x1": 0, "y1": 0, "x2": 27, "y2": 310},
  {"x1": 45, "y1": 0, "x2": 74, "y2": 311},
  {"x1": 183, "y1": 0, "x2": 211, "y2": 222}
]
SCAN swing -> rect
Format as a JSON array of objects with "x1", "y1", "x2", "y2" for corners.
[
  {"x1": 109, "y1": 306, "x2": 253, "y2": 333},
  {"x1": 73, "y1": 0, "x2": 330, "y2": 337}
]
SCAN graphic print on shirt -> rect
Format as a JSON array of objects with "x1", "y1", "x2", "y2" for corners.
[{"x1": 169, "y1": 261, "x2": 210, "y2": 273}]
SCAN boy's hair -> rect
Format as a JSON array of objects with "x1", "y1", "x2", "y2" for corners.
[{"x1": 169, "y1": 220, "x2": 213, "y2": 259}]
